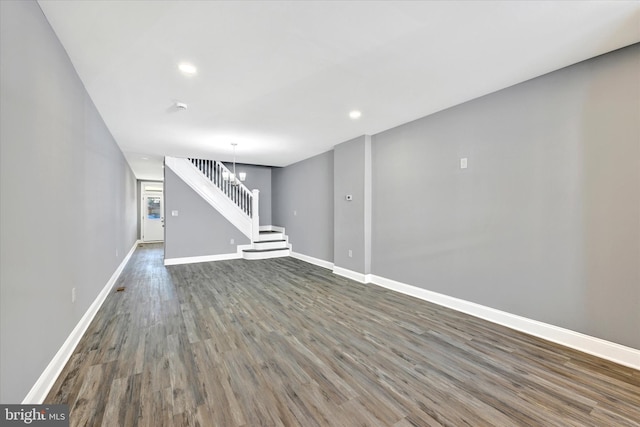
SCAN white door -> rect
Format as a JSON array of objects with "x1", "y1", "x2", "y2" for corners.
[{"x1": 142, "y1": 193, "x2": 164, "y2": 242}]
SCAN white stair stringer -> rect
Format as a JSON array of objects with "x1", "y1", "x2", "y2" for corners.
[{"x1": 165, "y1": 157, "x2": 253, "y2": 239}]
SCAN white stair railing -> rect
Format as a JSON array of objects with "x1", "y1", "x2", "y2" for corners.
[
  {"x1": 188, "y1": 158, "x2": 254, "y2": 216},
  {"x1": 165, "y1": 157, "x2": 259, "y2": 242}
]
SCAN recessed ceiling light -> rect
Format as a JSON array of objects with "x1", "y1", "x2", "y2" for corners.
[
  {"x1": 349, "y1": 110, "x2": 362, "y2": 119},
  {"x1": 178, "y1": 62, "x2": 197, "y2": 75}
]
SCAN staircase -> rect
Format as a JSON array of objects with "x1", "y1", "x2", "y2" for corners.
[
  {"x1": 244, "y1": 226, "x2": 290, "y2": 260},
  {"x1": 165, "y1": 157, "x2": 290, "y2": 260}
]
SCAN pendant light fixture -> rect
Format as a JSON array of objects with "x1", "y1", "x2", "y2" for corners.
[{"x1": 222, "y1": 142, "x2": 246, "y2": 185}]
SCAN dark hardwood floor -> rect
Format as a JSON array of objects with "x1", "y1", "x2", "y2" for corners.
[{"x1": 46, "y1": 244, "x2": 640, "y2": 426}]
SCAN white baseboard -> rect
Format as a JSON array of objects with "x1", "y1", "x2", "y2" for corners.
[
  {"x1": 290, "y1": 251, "x2": 334, "y2": 270},
  {"x1": 164, "y1": 252, "x2": 241, "y2": 266},
  {"x1": 22, "y1": 240, "x2": 141, "y2": 404},
  {"x1": 368, "y1": 274, "x2": 640, "y2": 370},
  {"x1": 332, "y1": 266, "x2": 372, "y2": 284},
  {"x1": 316, "y1": 265, "x2": 640, "y2": 369}
]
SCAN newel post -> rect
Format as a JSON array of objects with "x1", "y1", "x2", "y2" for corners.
[{"x1": 251, "y1": 189, "x2": 260, "y2": 243}]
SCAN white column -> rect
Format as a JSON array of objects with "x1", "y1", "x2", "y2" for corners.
[{"x1": 251, "y1": 189, "x2": 260, "y2": 243}]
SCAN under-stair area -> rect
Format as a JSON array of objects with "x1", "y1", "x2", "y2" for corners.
[{"x1": 165, "y1": 156, "x2": 291, "y2": 261}]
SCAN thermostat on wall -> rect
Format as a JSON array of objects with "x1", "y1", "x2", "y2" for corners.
[{"x1": 345, "y1": 195, "x2": 353, "y2": 201}]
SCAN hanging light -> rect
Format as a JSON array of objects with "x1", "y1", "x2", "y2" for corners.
[{"x1": 222, "y1": 142, "x2": 246, "y2": 185}]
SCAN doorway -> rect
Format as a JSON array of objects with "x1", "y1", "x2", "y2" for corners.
[{"x1": 141, "y1": 182, "x2": 164, "y2": 242}]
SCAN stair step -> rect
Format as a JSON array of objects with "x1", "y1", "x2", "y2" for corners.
[
  {"x1": 258, "y1": 231, "x2": 283, "y2": 241},
  {"x1": 259, "y1": 226, "x2": 285, "y2": 232},
  {"x1": 242, "y1": 247, "x2": 290, "y2": 260},
  {"x1": 253, "y1": 240, "x2": 288, "y2": 250},
  {"x1": 243, "y1": 247, "x2": 287, "y2": 253}
]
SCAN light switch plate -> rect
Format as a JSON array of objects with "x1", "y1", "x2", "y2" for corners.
[{"x1": 460, "y1": 158, "x2": 468, "y2": 169}]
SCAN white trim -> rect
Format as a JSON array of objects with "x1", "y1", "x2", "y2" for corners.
[
  {"x1": 251, "y1": 189, "x2": 260, "y2": 242},
  {"x1": 22, "y1": 240, "x2": 141, "y2": 404},
  {"x1": 368, "y1": 274, "x2": 640, "y2": 370},
  {"x1": 164, "y1": 252, "x2": 241, "y2": 266},
  {"x1": 290, "y1": 251, "x2": 334, "y2": 270},
  {"x1": 332, "y1": 266, "x2": 372, "y2": 284},
  {"x1": 259, "y1": 225, "x2": 285, "y2": 233},
  {"x1": 318, "y1": 264, "x2": 640, "y2": 369},
  {"x1": 243, "y1": 249, "x2": 290, "y2": 260},
  {"x1": 363, "y1": 135, "x2": 372, "y2": 273},
  {"x1": 253, "y1": 240, "x2": 288, "y2": 250},
  {"x1": 236, "y1": 244, "x2": 253, "y2": 253},
  {"x1": 141, "y1": 190, "x2": 164, "y2": 243},
  {"x1": 257, "y1": 232, "x2": 284, "y2": 241}
]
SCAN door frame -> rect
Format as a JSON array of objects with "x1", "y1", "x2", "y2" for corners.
[{"x1": 140, "y1": 181, "x2": 164, "y2": 242}]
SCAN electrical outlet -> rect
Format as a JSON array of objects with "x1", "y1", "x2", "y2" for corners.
[
  {"x1": 460, "y1": 157, "x2": 468, "y2": 169},
  {"x1": 293, "y1": 210, "x2": 297, "y2": 216},
  {"x1": 71, "y1": 288, "x2": 76, "y2": 303},
  {"x1": 348, "y1": 249, "x2": 353, "y2": 258},
  {"x1": 230, "y1": 238, "x2": 235, "y2": 244}
]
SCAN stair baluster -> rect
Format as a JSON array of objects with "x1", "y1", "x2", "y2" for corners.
[{"x1": 187, "y1": 157, "x2": 256, "y2": 225}]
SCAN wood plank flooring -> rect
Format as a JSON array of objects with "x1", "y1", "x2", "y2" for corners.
[{"x1": 46, "y1": 243, "x2": 640, "y2": 426}]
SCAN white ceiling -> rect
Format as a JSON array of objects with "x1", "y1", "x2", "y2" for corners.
[{"x1": 38, "y1": 1, "x2": 640, "y2": 180}]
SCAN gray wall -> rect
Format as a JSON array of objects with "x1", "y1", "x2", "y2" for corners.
[
  {"x1": 164, "y1": 168, "x2": 249, "y2": 259},
  {"x1": 272, "y1": 151, "x2": 334, "y2": 262},
  {"x1": 0, "y1": 0, "x2": 138, "y2": 403},
  {"x1": 224, "y1": 163, "x2": 272, "y2": 225},
  {"x1": 372, "y1": 44, "x2": 640, "y2": 349},
  {"x1": 333, "y1": 136, "x2": 371, "y2": 273}
]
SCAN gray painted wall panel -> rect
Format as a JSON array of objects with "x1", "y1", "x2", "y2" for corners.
[
  {"x1": 164, "y1": 168, "x2": 250, "y2": 259},
  {"x1": 372, "y1": 44, "x2": 640, "y2": 348},
  {"x1": 272, "y1": 151, "x2": 334, "y2": 262},
  {"x1": 0, "y1": 0, "x2": 137, "y2": 402},
  {"x1": 334, "y1": 137, "x2": 367, "y2": 272}
]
